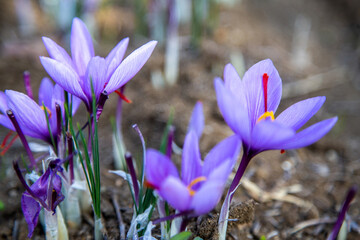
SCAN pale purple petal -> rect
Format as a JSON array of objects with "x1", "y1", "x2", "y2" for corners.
[
  {"x1": 281, "y1": 117, "x2": 338, "y2": 149},
  {"x1": 70, "y1": 95, "x2": 82, "y2": 115},
  {"x1": 250, "y1": 120, "x2": 295, "y2": 151},
  {"x1": 83, "y1": 56, "x2": 107, "y2": 101},
  {"x1": 40, "y1": 57, "x2": 87, "y2": 102},
  {"x1": 104, "y1": 41, "x2": 157, "y2": 93},
  {"x1": 191, "y1": 180, "x2": 224, "y2": 215},
  {"x1": 215, "y1": 78, "x2": 251, "y2": 142},
  {"x1": 42, "y1": 37, "x2": 74, "y2": 69},
  {"x1": 202, "y1": 135, "x2": 241, "y2": 178},
  {"x1": 71, "y1": 18, "x2": 95, "y2": 77},
  {"x1": 187, "y1": 101, "x2": 204, "y2": 139},
  {"x1": 106, "y1": 37, "x2": 129, "y2": 79},
  {"x1": 38, "y1": 77, "x2": 54, "y2": 107},
  {"x1": 0, "y1": 114, "x2": 14, "y2": 131},
  {"x1": 146, "y1": 149, "x2": 179, "y2": 189},
  {"x1": 6, "y1": 90, "x2": 50, "y2": 140},
  {"x1": 242, "y1": 59, "x2": 282, "y2": 127},
  {"x1": 275, "y1": 96, "x2": 326, "y2": 131},
  {"x1": 224, "y1": 63, "x2": 242, "y2": 97},
  {"x1": 21, "y1": 193, "x2": 41, "y2": 238},
  {"x1": 181, "y1": 130, "x2": 202, "y2": 185},
  {"x1": 52, "y1": 84, "x2": 65, "y2": 108},
  {"x1": 159, "y1": 176, "x2": 191, "y2": 212}
]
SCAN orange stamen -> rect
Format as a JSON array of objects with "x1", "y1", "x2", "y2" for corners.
[
  {"x1": 187, "y1": 176, "x2": 207, "y2": 196},
  {"x1": 40, "y1": 106, "x2": 52, "y2": 118},
  {"x1": 0, "y1": 134, "x2": 19, "y2": 156},
  {"x1": 115, "y1": 90, "x2": 132, "y2": 103},
  {"x1": 257, "y1": 111, "x2": 275, "y2": 123}
]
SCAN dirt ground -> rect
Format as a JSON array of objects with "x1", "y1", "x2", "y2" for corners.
[{"x1": 0, "y1": 0, "x2": 359, "y2": 239}]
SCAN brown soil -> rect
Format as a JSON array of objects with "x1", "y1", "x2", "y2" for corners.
[{"x1": 0, "y1": 0, "x2": 359, "y2": 239}]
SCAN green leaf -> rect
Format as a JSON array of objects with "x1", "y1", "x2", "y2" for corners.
[
  {"x1": 260, "y1": 236, "x2": 267, "y2": 240},
  {"x1": 0, "y1": 200, "x2": 4, "y2": 211},
  {"x1": 170, "y1": 231, "x2": 192, "y2": 240}
]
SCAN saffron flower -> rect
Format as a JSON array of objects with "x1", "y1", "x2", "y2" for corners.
[
  {"x1": 14, "y1": 159, "x2": 65, "y2": 238},
  {"x1": 215, "y1": 59, "x2": 338, "y2": 239},
  {"x1": 146, "y1": 103, "x2": 241, "y2": 216},
  {"x1": 0, "y1": 78, "x2": 80, "y2": 144},
  {"x1": 215, "y1": 59, "x2": 337, "y2": 155},
  {"x1": 40, "y1": 17, "x2": 157, "y2": 109}
]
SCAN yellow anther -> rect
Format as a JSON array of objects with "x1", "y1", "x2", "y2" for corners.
[
  {"x1": 187, "y1": 176, "x2": 207, "y2": 196},
  {"x1": 40, "y1": 106, "x2": 52, "y2": 118},
  {"x1": 257, "y1": 111, "x2": 275, "y2": 123}
]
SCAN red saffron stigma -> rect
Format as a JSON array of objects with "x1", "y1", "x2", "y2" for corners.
[
  {"x1": 262, "y1": 73, "x2": 269, "y2": 112},
  {"x1": 1, "y1": 131, "x2": 14, "y2": 148},
  {"x1": 280, "y1": 149, "x2": 285, "y2": 154},
  {"x1": 0, "y1": 134, "x2": 19, "y2": 156},
  {"x1": 144, "y1": 180, "x2": 157, "y2": 190},
  {"x1": 115, "y1": 90, "x2": 132, "y2": 103}
]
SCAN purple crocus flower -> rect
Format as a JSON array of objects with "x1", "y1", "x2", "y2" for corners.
[
  {"x1": 215, "y1": 59, "x2": 337, "y2": 154},
  {"x1": 0, "y1": 78, "x2": 80, "y2": 144},
  {"x1": 146, "y1": 102, "x2": 241, "y2": 217},
  {"x1": 40, "y1": 17, "x2": 157, "y2": 110},
  {"x1": 13, "y1": 159, "x2": 65, "y2": 238},
  {"x1": 214, "y1": 59, "x2": 338, "y2": 238}
]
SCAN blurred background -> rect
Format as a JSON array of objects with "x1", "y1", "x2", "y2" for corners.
[{"x1": 0, "y1": 0, "x2": 359, "y2": 239}]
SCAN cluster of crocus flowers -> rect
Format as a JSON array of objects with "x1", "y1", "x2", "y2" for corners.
[
  {"x1": 0, "y1": 78, "x2": 80, "y2": 145},
  {"x1": 40, "y1": 18, "x2": 157, "y2": 111},
  {"x1": 145, "y1": 102, "x2": 241, "y2": 223},
  {"x1": 214, "y1": 59, "x2": 338, "y2": 238}
]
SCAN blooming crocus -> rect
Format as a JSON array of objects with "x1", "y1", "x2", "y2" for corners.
[
  {"x1": 214, "y1": 59, "x2": 338, "y2": 239},
  {"x1": 40, "y1": 17, "x2": 157, "y2": 110},
  {"x1": 0, "y1": 78, "x2": 80, "y2": 144},
  {"x1": 13, "y1": 159, "x2": 65, "y2": 238},
  {"x1": 146, "y1": 102, "x2": 241, "y2": 217}
]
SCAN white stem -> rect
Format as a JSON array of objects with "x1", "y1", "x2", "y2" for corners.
[
  {"x1": 44, "y1": 209, "x2": 58, "y2": 240},
  {"x1": 94, "y1": 214, "x2": 103, "y2": 240}
]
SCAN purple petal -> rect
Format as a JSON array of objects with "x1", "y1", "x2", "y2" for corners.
[
  {"x1": 6, "y1": 90, "x2": 50, "y2": 140},
  {"x1": 224, "y1": 63, "x2": 242, "y2": 97},
  {"x1": 159, "y1": 176, "x2": 191, "y2": 212},
  {"x1": 106, "y1": 37, "x2": 129, "y2": 79},
  {"x1": 38, "y1": 77, "x2": 54, "y2": 107},
  {"x1": 181, "y1": 130, "x2": 202, "y2": 186},
  {"x1": 145, "y1": 149, "x2": 179, "y2": 189},
  {"x1": 21, "y1": 193, "x2": 41, "y2": 238},
  {"x1": 187, "y1": 101, "x2": 204, "y2": 139},
  {"x1": 250, "y1": 120, "x2": 295, "y2": 151},
  {"x1": 52, "y1": 84, "x2": 65, "y2": 109},
  {"x1": 281, "y1": 117, "x2": 338, "y2": 149},
  {"x1": 40, "y1": 57, "x2": 87, "y2": 102},
  {"x1": 42, "y1": 37, "x2": 74, "y2": 69},
  {"x1": 242, "y1": 59, "x2": 282, "y2": 127},
  {"x1": 83, "y1": 56, "x2": 107, "y2": 102},
  {"x1": 0, "y1": 114, "x2": 14, "y2": 131},
  {"x1": 214, "y1": 78, "x2": 251, "y2": 142},
  {"x1": 70, "y1": 95, "x2": 82, "y2": 116},
  {"x1": 71, "y1": 18, "x2": 95, "y2": 77},
  {"x1": 191, "y1": 179, "x2": 224, "y2": 215},
  {"x1": 202, "y1": 135, "x2": 241, "y2": 178},
  {"x1": 275, "y1": 96, "x2": 326, "y2": 131},
  {"x1": 104, "y1": 40, "x2": 157, "y2": 93}
]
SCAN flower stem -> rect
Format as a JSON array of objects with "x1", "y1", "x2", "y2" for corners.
[{"x1": 218, "y1": 149, "x2": 253, "y2": 240}]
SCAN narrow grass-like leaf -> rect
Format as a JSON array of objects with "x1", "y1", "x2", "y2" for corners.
[{"x1": 170, "y1": 231, "x2": 192, "y2": 240}]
